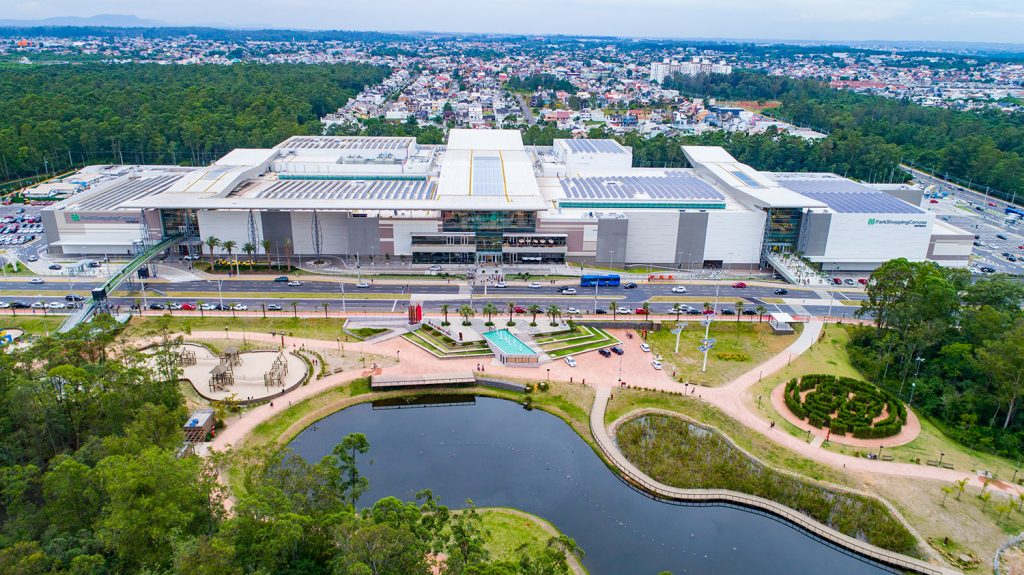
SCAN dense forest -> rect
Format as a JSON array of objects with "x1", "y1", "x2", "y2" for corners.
[
  {"x1": 0, "y1": 318, "x2": 578, "y2": 574},
  {"x1": 852, "y1": 260, "x2": 1024, "y2": 458},
  {"x1": 665, "y1": 71, "x2": 1024, "y2": 202},
  {"x1": 0, "y1": 63, "x2": 387, "y2": 180}
]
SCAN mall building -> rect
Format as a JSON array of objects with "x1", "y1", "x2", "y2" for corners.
[{"x1": 40, "y1": 129, "x2": 972, "y2": 273}]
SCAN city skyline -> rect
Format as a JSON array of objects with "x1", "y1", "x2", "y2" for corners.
[{"x1": 2, "y1": 0, "x2": 1024, "y2": 45}]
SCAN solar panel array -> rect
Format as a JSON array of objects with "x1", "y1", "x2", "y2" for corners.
[
  {"x1": 75, "y1": 175, "x2": 183, "y2": 211},
  {"x1": 256, "y1": 179, "x2": 436, "y2": 202},
  {"x1": 280, "y1": 136, "x2": 413, "y2": 150},
  {"x1": 779, "y1": 179, "x2": 924, "y2": 214},
  {"x1": 472, "y1": 156, "x2": 505, "y2": 197},
  {"x1": 725, "y1": 168, "x2": 766, "y2": 189},
  {"x1": 563, "y1": 139, "x2": 626, "y2": 154},
  {"x1": 559, "y1": 175, "x2": 725, "y2": 202}
]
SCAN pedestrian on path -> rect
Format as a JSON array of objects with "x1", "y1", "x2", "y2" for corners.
[{"x1": 770, "y1": 420, "x2": 775, "y2": 429}]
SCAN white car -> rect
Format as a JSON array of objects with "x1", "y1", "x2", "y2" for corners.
[
  {"x1": 528, "y1": 282, "x2": 542, "y2": 289},
  {"x1": 494, "y1": 282, "x2": 508, "y2": 288},
  {"x1": 231, "y1": 304, "x2": 248, "y2": 311},
  {"x1": 640, "y1": 343, "x2": 651, "y2": 352},
  {"x1": 29, "y1": 278, "x2": 44, "y2": 284},
  {"x1": 428, "y1": 265, "x2": 442, "y2": 272},
  {"x1": 564, "y1": 356, "x2": 577, "y2": 368},
  {"x1": 355, "y1": 282, "x2": 370, "y2": 288},
  {"x1": 0, "y1": 302, "x2": 9, "y2": 309},
  {"x1": 168, "y1": 303, "x2": 183, "y2": 310},
  {"x1": 560, "y1": 288, "x2": 577, "y2": 295},
  {"x1": 287, "y1": 280, "x2": 303, "y2": 286},
  {"x1": 267, "y1": 303, "x2": 283, "y2": 311},
  {"x1": 47, "y1": 302, "x2": 66, "y2": 309},
  {"x1": 671, "y1": 286, "x2": 688, "y2": 293},
  {"x1": 30, "y1": 301, "x2": 45, "y2": 309},
  {"x1": 651, "y1": 360, "x2": 663, "y2": 370},
  {"x1": 200, "y1": 303, "x2": 217, "y2": 311},
  {"x1": 616, "y1": 306, "x2": 631, "y2": 314},
  {"x1": 565, "y1": 307, "x2": 581, "y2": 314}
]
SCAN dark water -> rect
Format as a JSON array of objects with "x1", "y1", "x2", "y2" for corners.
[{"x1": 288, "y1": 396, "x2": 895, "y2": 575}]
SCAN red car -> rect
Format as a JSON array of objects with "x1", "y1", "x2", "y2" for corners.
[
  {"x1": 702, "y1": 308, "x2": 716, "y2": 315},
  {"x1": 929, "y1": 199, "x2": 939, "y2": 204},
  {"x1": 634, "y1": 307, "x2": 649, "y2": 315},
  {"x1": 732, "y1": 282, "x2": 747, "y2": 288},
  {"x1": 833, "y1": 278, "x2": 843, "y2": 285},
  {"x1": 989, "y1": 202, "x2": 997, "y2": 207},
  {"x1": 857, "y1": 278, "x2": 868, "y2": 286},
  {"x1": 513, "y1": 305, "x2": 526, "y2": 313},
  {"x1": 180, "y1": 303, "x2": 196, "y2": 311}
]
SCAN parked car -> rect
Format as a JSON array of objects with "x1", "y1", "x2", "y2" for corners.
[
  {"x1": 732, "y1": 282, "x2": 746, "y2": 288},
  {"x1": 355, "y1": 282, "x2": 370, "y2": 288},
  {"x1": 857, "y1": 278, "x2": 868, "y2": 285},
  {"x1": 274, "y1": 276, "x2": 289, "y2": 282},
  {"x1": 616, "y1": 306, "x2": 631, "y2": 314},
  {"x1": 721, "y1": 309, "x2": 736, "y2": 315},
  {"x1": 513, "y1": 305, "x2": 527, "y2": 313},
  {"x1": 181, "y1": 303, "x2": 196, "y2": 311},
  {"x1": 743, "y1": 309, "x2": 757, "y2": 315},
  {"x1": 974, "y1": 241, "x2": 983, "y2": 246},
  {"x1": 832, "y1": 278, "x2": 843, "y2": 285},
  {"x1": 651, "y1": 360, "x2": 663, "y2": 370},
  {"x1": 200, "y1": 303, "x2": 217, "y2": 311},
  {"x1": 598, "y1": 348, "x2": 612, "y2": 358},
  {"x1": 149, "y1": 303, "x2": 166, "y2": 310},
  {"x1": 929, "y1": 199, "x2": 939, "y2": 204},
  {"x1": 997, "y1": 234, "x2": 1008, "y2": 240},
  {"x1": 30, "y1": 301, "x2": 45, "y2": 309},
  {"x1": 634, "y1": 307, "x2": 649, "y2": 315},
  {"x1": 610, "y1": 346, "x2": 625, "y2": 355},
  {"x1": 47, "y1": 302, "x2": 65, "y2": 309},
  {"x1": 594, "y1": 308, "x2": 607, "y2": 314},
  {"x1": 773, "y1": 288, "x2": 788, "y2": 295},
  {"x1": 844, "y1": 279, "x2": 855, "y2": 285},
  {"x1": 564, "y1": 356, "x2": 577, "y2": 368},
  {"x1": 623, "y1": 282, "x2": 638, "y2": 289},
  {"x1": 428, "y1": 265, "x2": 442, "y2": 272},
  {"x1": 0, "y1": 302, "x2": 8, "y2": 309},
  {"x1": 267, "y1": 303, "x2": 283, "y2": 311},
  {"x1": 10, "y1": 301, "x2": 28, "y2": 309},
  {"x1": 48, "y1": 264, "x2": 61, "y2": 270},
  {"x1": 168, "y1": 303, "x2": 183, "y2": 310},
  {"x1": 565, "y1": 307, "x2": 581, "y2": 314},
  {"x1": 65, "y1": 294, "x2": 84, "y2": 302},
  {"x1": 671, "y1": 286, "x2": 687, "y2": 293},
  {"x1": 494, "y1": 282, "x2": 508, "y2": 288},
  {"x1": 231, "y1": 304, "x2": 248, "y2": 311},
  {"x1": 640, "y1": 343, "x2": 651, "y2": 352},
  {"x1": 528, "y1": 282, "x2": 542, "y2": 289},
  {"x1": 980, "y1": 266, "x2": 997, "y2": 273}
]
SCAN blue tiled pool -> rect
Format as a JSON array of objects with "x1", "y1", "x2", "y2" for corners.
[{"x1": 483, "y1": 329, "x2": 536, "y2": 356}]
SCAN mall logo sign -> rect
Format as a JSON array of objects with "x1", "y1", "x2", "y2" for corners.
[{"x1": 867, "y1": 218, "x2": 928, "y2": 228}]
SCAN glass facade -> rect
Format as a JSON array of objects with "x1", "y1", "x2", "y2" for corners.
[
  {"x1": 763, "y1": 208, "x2": 803, "y2": 253},
  {"x1": 441, "y1": 210, "x2": 536, "y2": 233}
]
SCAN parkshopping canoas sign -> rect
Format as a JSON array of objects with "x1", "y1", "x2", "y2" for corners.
[{"x1": 867, "y1": 218, "x2": 928, "y2": 228}]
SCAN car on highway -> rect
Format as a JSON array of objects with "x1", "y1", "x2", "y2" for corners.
[
  {"x1": 634, "y1": 307, "x2": 649, "y2": 315},
  {"x1": 287, "y1": 280, "x2": 303, "y2": 286},
  {"x1": 565, "y1": 307, "x2": 581, "y2": 314},
  {"x1": 564, "y1": 356, "x2": 577, "y2": 368},
  {"x1": 671, "y1": 286, "x2": 687, "y2": 293},
  {"x1": 616, "y1": 306, "x2": 631, "y2": 314},
  {"x1": 610, "y1": 346, "x2": 625, "y2": 355},
  {"x1": 598, "y1": 348, "x2": 612, "y2": 358},
  {"x1": 29, "y1": 278, "x2": 44, "y2": 284},
  {"x1": 773, "y1": 288, "x2": 788, "y2": 295},
  {"x1": 267, "y1": 303, "x2": 283, "y2": 311},
  {"x1": 651, "y1": 360, "x2": 663, "y2": 370},
  {"x1": 980, "y1": 266, "x2": 997, "y2": 273},
  {"x1": 355, "y1": 282, "x2": 370, "y2": 288},
  {"x1": 494, "y1": 282, "x2": 508, "y2": 288},
  {"x1": 732, "y1": 282, "x2": 746, "y2": 288},
  {"x1": 65, "y1": 294, "x2": 84, "y2": 301},
  {"x1": 560, "y1": 288, "x2": 577, "y2": 295},
  {"x1": 48, "y1": 264, "x2": 61, "y2": 270},
  {"x1": 26, "y1": 255, "x2": 37, "y2": 262},
  {"x1": 997, "y1": 234, "x2": 1008, "y2": 240},
  {"x1": 428, "y1": 265, "x2": 442, "y2": 272},
  {"x1": 528, "y1": 282, "x2": 542, "y2": 289},
  {"x1": 274, "y1": 276, "x2": 290, "y2": 282},
  {"x1": 623, "y1": 282, "x2": 638, "y2": 289},
  {"x1": 974, "y1": 241, "x2": 983, "y2": 246},
  {"x1": 640, "y1": 343, "x2": 651, "y2": 352}
]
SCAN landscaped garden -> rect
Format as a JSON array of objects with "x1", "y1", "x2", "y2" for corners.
[
  {"x1": 645, "y1": 320, "x2": 798, "y2": 386},
  {"x1": 535, "y1": 325, "x2": 618, "y2": 358},
  {"x1": 402, "y1": 323, "x2": 493, "y2": 358},
  {"x1": 616, "y1": 413, "x2": 919, "y2": 554},
  {"x1": 784, "y1": 374, "x2": 907, "y2": 439}
]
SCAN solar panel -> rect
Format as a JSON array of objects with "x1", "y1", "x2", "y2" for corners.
[
  {"x1": 777, "y1": 179, "x2": 924, "y2": 214},
  {"x1": 564, "y1": 139, "x2": 626, "y2": 154},
  {"x1": 725, "y1": 168, "x2": 765, "y2": 189},
  {"x1": 472, "y1": 156, "x2": 505, "y2": 197},
  {"x1": 558, "y1": 175, "x2": 725, "y2": 202},
  {"x1": 76, "y1": 175, "x2": 182, "y2": 211},
  {"x1": 256, "y1": 179, "x2": 435, "y2": 202}
]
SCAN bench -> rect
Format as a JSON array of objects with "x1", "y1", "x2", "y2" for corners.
[
  {"x1": 941, "y1": 462, "x2": 955, "y2": 470},
  {"x1": 880, "y1": 455, "x2": 894, "y2": 462}
]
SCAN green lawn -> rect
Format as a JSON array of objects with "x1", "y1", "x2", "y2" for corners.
[
  {"x1": 123, "y1": 316, "x2": 360, "y2": 342},
  {"x1": 347, "y1": 327, "x2": 389, "y2": 340},
  {"x1": 646, "y1": 321, "x2": 798, "y2": 387},
  {"x1": 478, "y1": 508, "x2": 559, "y2": 562},
  {"x1": 539, "y1": 326, "x2": 619, "y2": 358},
  {"x1": 0, "y1": 315, "x2": 64, "y2": 336}
]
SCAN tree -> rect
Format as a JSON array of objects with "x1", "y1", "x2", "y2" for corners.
[
  {"x1": 641, "y1": 302, "x2": 650, "y2": 316},
  {"x1": 445, "y1": 501, "x2": 489, "y2": 572},
  {"x1": 459, "y1": 304, "x2": 475, "y2": 326},
  {"x1": 528, "y1": 304, "x2": 542, "y2": 327},
  {"x1": 204, "y1": 236, "x2": 221, "y2": 266},
  {"x1": 321, "y1": 302, "x2": 330, "y2": 318},
  {"x1": 332, "y1": 432, "x2": 370, "y2": 510},
  {"x1": 507, "y1": 301, "x2": 516, "y2": 325},
  {"x1": 221, "y1": 240, "x2": 237, "y2": 275},
  {"x1": 734, "y1": 301, "x2": 744, "y2": 321},
  {"x1": 196, "y1": 300, "x2": 205, "y2": 317},
  {"x1": 259, "y1": 238, "x2": 272, "y2": 269},
  {"x1": 940, "y1": 485, "x2": 953, "y2": 507},
  {"x1": 283, "y1": 238, "x2": 293, "y2": 271},
  {"x1": 755, "y1": 304, "x2": 767, "y2": 323},
  {"x1": 672, "y1": 303, "x2": 684, "y2": 321},
  {"x1": 242, "y1": 241, "x2": 256, "y2": 271},
  {"x1": 290, "y1": 301, "x2": 299, "y2": 318},
  {"x1": 440, "y1": 303, "x2": 450, "y2": 326},
  {"x1": 976, "y1": 318, "x2": 1024, "y2": 428},
  {"x1": 482, "y1": 303, "x2": 498, "y2": 325},
  {"x1": 955, "y1": 478, "x2": 968, "y2": 500},
  {"x1": 547, "y1": 305, "x2": 562, "y2": 327},
  {"x1": 609, "y1": 301, "x2": 617, "y2": 320}
]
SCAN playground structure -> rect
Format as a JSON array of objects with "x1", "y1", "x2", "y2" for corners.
[
  {"x1": 146, "y1": 343, "x2": 307, "y2": 403},
  {"x1": 0, "y1": 328, "x2": 24, "y2": 347}
]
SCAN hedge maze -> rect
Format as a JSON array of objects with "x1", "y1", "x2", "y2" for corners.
[{"x1": 784, "y1": 374, "x2": 906, "y2": 439}]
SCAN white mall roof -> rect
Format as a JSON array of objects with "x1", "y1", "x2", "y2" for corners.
[{"x1": 447, "y1": 129, "x2": 525, "y2": 152}]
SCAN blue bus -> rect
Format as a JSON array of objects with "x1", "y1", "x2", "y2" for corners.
[
  {"x1": 580, "y1": 274, "x2": 621, "y2": 287},
  {"x1": 1005, "y1": 206, "x2": 1024, "y2": 218}
]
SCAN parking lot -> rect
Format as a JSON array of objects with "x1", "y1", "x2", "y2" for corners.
[{"x1": 0, "y1": 203, "x2": 47, "y2": 262}]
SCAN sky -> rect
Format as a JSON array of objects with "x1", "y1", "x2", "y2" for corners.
[{"x1": 3, "y1": 0, "x2": 1024, "y2": 45}]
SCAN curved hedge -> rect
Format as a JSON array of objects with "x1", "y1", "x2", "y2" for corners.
[{"x1": 784, "y1": 375, "x2": 906, "y2": 439}]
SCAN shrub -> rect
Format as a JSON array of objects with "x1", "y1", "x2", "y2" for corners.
[
  {"x1": 784, "y1": 374, "x2": 905, "y2": 438},
  {"x1": 715, "y1": 351, "x2": 751, "y2": 361}
]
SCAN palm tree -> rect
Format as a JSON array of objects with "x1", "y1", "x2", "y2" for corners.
[
  {"x1": 321, "y1": 302, "x2": 330, "y2": 318},
  {"x1": 284, "y1": 238, "x2": 293, "y2": 271},
  {"x1": 222, "y1": 240, "x2": 237, "y2": 275},
  {"x1": 482, "y1": 303, "x2": 498, "y2": 325},
  {"x1": 242, "y1": 241, "x2": 256, "y2": 272},
  {"x1": 196, "y1": 300, "x2": 205, "y2": 318},
  {"x1": 229, "y1": 303, "x2": 237, "y2": 318},
  {"x1": 703, "y1": 301, "x2": 713, "y2": 315},
  {"x1": 458, "y1": 304, "x2": 475, "y2": 326},
  {"x1": 755, "y1": 304, "x2": 767, "y2": 323},
  {"x1": 546, "y1": 304, "x2": 562, "y2": 327},
  {"x1": 507, "y1": 301, "x2": 516, "y2": 325},
  {"x1": 290, "y1": 301, "x2": 299, "y2": 319},
  {"x1": 641, "y1": 302, "x2": 650, "y2": 316},
  {"x1": 734, "y1": 301, "x2": 745, "y2": 321},
  {"x1": 528, "y1": 304, "x2": 541, "y2": 326},
  {"x1": 672, "y1": 303, "x2": 684, "y2": 321},
  {"x1": 440, "y1": 303, "x2": 450, "y2": 326},
  {"x1": 954, "y1": 478, "x2": 968, "y2": 500},
  {"x1": 260, "y1": 239, "x2": 272, "y2": 270},
  {"x1": 609, "y1": 301, "x2": 617, "y2": 320},
  {"x1": 204, "y1": 236, "x2": 221, "y2": 266}
]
